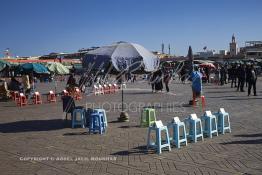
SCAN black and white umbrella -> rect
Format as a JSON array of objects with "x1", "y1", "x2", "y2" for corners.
[{"x1": 83, "y1": 41, "x2": 160, "y2": 73}]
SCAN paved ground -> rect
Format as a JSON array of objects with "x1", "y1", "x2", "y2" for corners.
[{"x1": 0, "y1": 78, "x2": 262, "y2": 175}]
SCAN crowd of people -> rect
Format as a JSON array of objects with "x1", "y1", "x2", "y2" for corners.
[{"x1": 223, "y1": 64, "x2": 257, "y2": 96}]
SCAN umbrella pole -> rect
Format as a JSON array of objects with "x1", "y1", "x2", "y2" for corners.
[
  {"x1": 118, "y1": 83, "x2": 129, "y2": 122},
  {"x1": 121, "y1": 86, "x2": 124, "y2": 111}
]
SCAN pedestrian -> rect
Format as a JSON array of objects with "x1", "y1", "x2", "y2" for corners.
[
  {"x1": 164, "y1": 71, "x2": 171, "y2": 92},
  {"x1": 190, "y1": 66, "x2": 202, "y2": 103},
  {"x1": 230, "y1": 65, "x2": 237, "y2": 88},
  {"x1": 237, "y1": 64, "x2": 246, "y2": 92},
  {"x1": 180, "y1": 67, "x2": 186, "y2": 84},
  {"x1": 246, "y1": 65, "x2": 257, "y2": 96},
  {"x1": 220, "y1": 66, "x2": 226, "y2": 86},
  {"x1": 22, "y1": 74, "x2": 31, "y2": 98},
  {"x1": 204, "y1": 67, "x2": 210, "y2": 83}
]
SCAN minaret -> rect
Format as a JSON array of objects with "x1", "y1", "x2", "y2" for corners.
[
  {"x1": 230, "y1": 34, "x2": 238, "y2": 56},
  {"x1": 168, "y1": 44, "x2": 170, "y2": 55},
  {"x1": 161, "y1": 43, "x2": 164, "y2": 54}
]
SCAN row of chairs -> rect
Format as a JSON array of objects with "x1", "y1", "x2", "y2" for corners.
[
  {"x1": 145, "y1": 108, "x2": 231, "y2": 154},
  {"x1": 61, "y1": 87, "x2": 82, "y2": 100},
  {"x1": 10, "y1": 91, "x2": 57, "y2": 107},
  {"x1": 94, "y1": 83, "x2": 126, "y2": 95},
  {"x1": 71, "y1": 107, "x2": 108, "y2": 135}
]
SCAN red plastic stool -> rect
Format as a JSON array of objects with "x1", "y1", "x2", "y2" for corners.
[
  {"x1": 48, "y1": 90, "x2": 56, "y2": 103},
  {"x1": 103, "y1": 84, "x2": 110, "y2": 94},
  {"x1": 62, "y1": 90, "x2": 69, "y2": 96},
  {"x1": 201, "y1": 95, "x2": 206, "y2": 112},
  {"x1": 109, "y1": 84, "x2": 115, "y2": 93},
  {"x1": 17, "y1": 93, "x2": 27, "y2": 107},
  {"x1": 74, "y1": 88, "x2": 82, "y2": 100},
  {"x1": 33, "y1": 92, "x2": 42, "y2": 104},
  {"x1": 113, "y1": 84, "x2": 119, "y2": 92}
]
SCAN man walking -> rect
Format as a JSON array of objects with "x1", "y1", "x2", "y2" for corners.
[{"x1": 246, "y1": 65, "x2": 257, "y2": 96}]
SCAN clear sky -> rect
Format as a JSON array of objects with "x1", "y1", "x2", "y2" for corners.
[{"x1": 0, "y1": 0, "x2": 262, "y2": 57}]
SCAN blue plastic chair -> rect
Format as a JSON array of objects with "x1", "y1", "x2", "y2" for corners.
[
  {"x1": 94, "y1": 108, "x2": 108, "y2": 128},
  {"x1": 185, "y1": 114, "x2": 204, "y2": 143},
  {"x1": 168, "y1": 117, "x2": 187, "y2": 148},
  {"x1": 213, "y1": 108, "x2": 231, "y2": 134},
  {"x1": 72, "y1": 108, "x2": 86, "y2": 128},
  {"x1": 89, "y1": 112, "x2": 105, "y2": 134},
  {"x1": 201, "y1": 111, "x2": 218, "y2": 138},
  {"x1": 147, "y1": 120, "x2": 171, "y2": 154}
]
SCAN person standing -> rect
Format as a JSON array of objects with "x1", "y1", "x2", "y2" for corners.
[
  {"x1": 22, "y1": 74, "x2": 31, "y2": 97},
  {"x1": 220, "y1": 66, "x2": 226, "y2": 86},
  {"x1": 190, "y1": 66, "x2": 202, "y2": 103},
  {"x1": 180, "y1": 66, "x2": 187, "y2": 84},
  {"x1": 247, "y1": 65, "x2": 257, "y2": 96},
  {"x1": 237, "y1": 64, "x2": 246, "y2": 92},
  {"x1": 204, "y1": 67, "x2": 210, "y2": 83},
  {"x1": 164, "y1": 71, "x2": 171, "y2": 92},
  {"x1": 230, "y1": 65, "x2": 237, "y2": 88}
]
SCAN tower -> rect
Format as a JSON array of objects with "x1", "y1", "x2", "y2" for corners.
[
  {"x1": 230, "y1": 34, "x2": 238, "y2": 56},
  {"x1": 168, "y1": 44, "x2": 170, "y2": 55},
  {"x1": 161, "y1": 43, "x2": 164, "y2": 54}
]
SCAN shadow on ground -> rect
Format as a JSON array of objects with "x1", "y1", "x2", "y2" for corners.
[
  {"x1": 221, "y1": 139, "x2": 262, "y2": 145},
  {"x1": 111, "y1": 146, "x2": 155, "y2": 155},
  {"x1": 234, "y1": 133, "x2": 262, "y2": 137},
  {"x1": 0, "y1": 119, "x2": 69, "y2": 133}
]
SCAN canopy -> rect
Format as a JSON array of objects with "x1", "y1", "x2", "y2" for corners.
[
  {"x1": 199, "y1": 62, "x2": 216, "y2": 69},
  {"x1": 19, "y1": 63, "x2": 49, "y2": 74},
  {"x1": 46, "y1": 62, "x2": 69, "y2": 75},
  {"x1": 0, "y1": 59, "x2": 11, "y2": 72},
  {"x1": 83, "y1": 42, "x2": 160, "y2": 73}
]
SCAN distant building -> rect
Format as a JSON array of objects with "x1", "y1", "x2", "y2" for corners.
[
  {"x1": 219, "y1": 50, "x2": 228, "y2": 56},
  {"x1": 242, "y1": 41, "x2": 262, "y2": 59},
  {"x1": 194, "y1": 50, "x2": 216, "y2": 59},
  {"x1": 229, "y1": 34, "x2": 238, "y2": 56}
]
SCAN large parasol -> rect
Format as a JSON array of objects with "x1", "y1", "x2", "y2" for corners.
[{"x1": 83, "y1": 42, "x2": 160, "y2": 122}]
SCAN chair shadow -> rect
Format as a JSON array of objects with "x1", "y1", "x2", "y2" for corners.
[
  {"x1": 220, "y1": 139, "x2": 262, "y2": 145},
  {"x1": 207, "y1": 95, "x2": 238, "y2": 99},
  {"x1": 205, "y1": 90, "x2": 234, "y2": 93},
  {"x1": 225, "y1": 97, "x2": 262, "y2": 101},
  {"x1": 118, "y1": 125, "x2": 140, "y2": 129},
  {"x1": 111, "y1": 146, "x2": 154, "y2": 156},
  {"x1": 63, "y1": 132, "x2": 88, "y2": 136},
  {"x1": 234, "y1": 133, "x2": 262, "y2": 137},
  {"x1": 0, "y1": 119, "x2": 68, "y2": 133}
]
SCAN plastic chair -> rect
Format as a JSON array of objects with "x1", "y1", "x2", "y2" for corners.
[
  {"x1": 113, "y1": 84, "x2": 119, "y2": 92},
  {"x1": 33, "y1": 92, "x2": 42, "y2": 104},
  {"x1": 17, "y1": 93, "x2": 27, "y2": 107},
  {"x1": 72, "y1": 108, "x2": 86, "y2": 128},
  {"x1": 193, "y1": 94, "x2": 206, "y2": 112},
  {"x1": 201, "y1": 111, "x2": 218, "y2": 138},
  {"x1": 140, "y1": 108, "x2": 156, "y2": 127},
  {"x1": 185, "y1": 114, "x2": 204, "y2": 143},
  {"x1": 103, "y1": 84, "x2": 110, "y2": 94},
  {"x1": 94, "y1": 108, "x2": 108, "y2": 128},
  {"x1": 94, "y1": 85, "x2": 100, "y2": 95},
  {"x1": 89, "y1": 112, "x2": 106, "y2": 134},
  {"x1": 213, "y1": 108, "x2": 231, "y2": 134},
  {"x1": 147, "y1": 120, "x2": 171, "y2": 154},
  {"x1": 62, "y1": 90, "x2": 69, "y2": 96},
  {"x1": 98, "y1": 84, "x2": 104, "y2": 95},
  {"x1": 168, "y1": 117, "x2": 187, "y2": 148},
  {"x1": 108, "y1": 84, "x2": 115, "y2": 93},
  {"x1": 13, "y1": 91, "x2": 20, "y2": 102},
  {"x1": 47, "y1": 90, "x2": 56, "y2": 103},
  {"x1": 74, "y1": 87, "x2": 82, "y2": 100}
]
